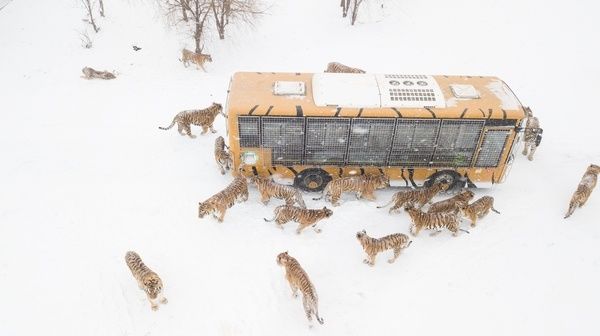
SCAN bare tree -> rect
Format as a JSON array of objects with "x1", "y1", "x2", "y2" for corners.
[
  {"x1": 81, "y1": 0, "x2": 100, "y2": 32},
  {"x1": 349, "y1": 0, "x2": 364, "y2": 25},
  {"x1": 210, "y1": 0, "x2": 263, "y2": 40},
  {"x1": 98, "y1": 0, "x2": 105, "y2": 17},
  {"x1": 162, "y1": 0, "x2": 212, "y2": 53},
  {"x1": 340, "y1": 0, "x2": 350, "y2": 18}
]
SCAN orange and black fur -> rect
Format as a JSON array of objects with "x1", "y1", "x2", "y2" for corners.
[{"x1": 356, "y1": 230, "x2": 412, "y2": 266}]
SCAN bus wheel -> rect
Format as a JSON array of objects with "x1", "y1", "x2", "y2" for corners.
[
  {"x1": 294, "y1": 168, "x2": 332, "y2": 192},
  {"x1": 424, "y1": 170, "x2": 464, "y2": 192}
]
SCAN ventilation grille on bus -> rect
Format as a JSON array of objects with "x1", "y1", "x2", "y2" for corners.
[
  {"x1": 475, "y1": 130, "x2": 510, "y2": 167},
  {"x1": 384, "y1": 74, "x2": 428, "y2": 79},
  {"x1": 389, "y1": 88, "x2": 436, "y2": 102}
]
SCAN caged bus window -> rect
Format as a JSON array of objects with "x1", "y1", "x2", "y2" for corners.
[
  {"x1": 304, "y1": 118, "x2": 350, "y2": 165},
  {"x1": 475, "y1": 129, "x2": 510, "y2": 167},
  {"x1": 347, "y1": 119, "x2": 395, "y2": 165},
  {"x1": 261, "y1": 117, "x2": 305, "y2": 165},
  {"x1": 432, "y1": 120, "x2": 484, "y2": 167},
  {"x1": 238, "y1": 116, "x2": 260, "y2": 148},
  {"x1": 389, "y1": 119, "x2": 439, "y2": 166}
]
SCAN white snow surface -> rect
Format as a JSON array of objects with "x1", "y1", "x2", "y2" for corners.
[{"x1": 1, "y1": 0, "x2": 600, "y2": 335}]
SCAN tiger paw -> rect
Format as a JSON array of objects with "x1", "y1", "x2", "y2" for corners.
[
  {"x1": 387, "y1": 259, "x2": 395, "y2": 264},
  {"x1": 161, "y1": 297, "x2": 168, "y2": 304},
  {"x1": 315, "y1": 228, "x2": 322, "y2": 233},
  {"x1": 151, "y1": 304, "x2": 159, "y2": 311}
]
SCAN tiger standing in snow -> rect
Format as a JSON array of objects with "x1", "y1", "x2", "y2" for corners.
[
  {"x1": 405, "y1": 203, "x2": 467, "y2": 237},
  {"x1": 250, "y1": 175, "x2": 306, "y2": 208},
  {"x1": 264, "y1": 205, "x2": 333, "y2": 234},
  {"x1": 457, "y1": 196, "x2": 500, "y2": 227},
  {"x1": 125, "y1": 251, "x2": 167, "y2": 311},
  {"x1": 522, "y1": 107, "x2": 542, "y2": 161},
  {"x1": 564, "y1": 164, "x2": 600, "y2": 219},
  {"x1": 355, "y1": 230, "x2": 412, "y2": 266},
  {"x1": 324, "y1": 61, "x2": 366, "y2": 74},
  {"x1": 276, "y1": 252, "x2": 324, "y2": 327},
  {"x1": 180, "y1": 48, "x2": 212, "y2": 71},
  {"x1": 427, "y1": 189, "x2": 475, "y2": 214},
  {"x1": 198, "y1": 174, "x2": 248, "y2": 222},
  {"x1": 313, "y1": 174, "x2": 389, "y2": 206},
  {"x1": 214, "y1": 136, "x2": 232, "y2": 175},
  {"x1": 159, "y1": 102, "x2": 224, "y2": 138},
  {"x1": 378, "y1": 181, "x2": 450, "y2": 213}
]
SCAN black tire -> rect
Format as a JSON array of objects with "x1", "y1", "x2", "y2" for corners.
[
  {"x1": 294, "y1": 168, "x2": 332, "y2": 192},
  {"x1": 424, "y1": 170, "x2": 464, "y2": 192}
]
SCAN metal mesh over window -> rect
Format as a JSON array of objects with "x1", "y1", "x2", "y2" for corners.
[
  {"x1": 261, "y1": 117, "x2": 304, "y2": 165},
  {"x1": 432, "y1": 120, "x2": 484, "y2": 167},
  {"x1": 304, "y1": 118, "x2": 350, "y2": 165},
  {"x1": 238, "y1": 116, "x2": 260, "y2": 148},
  {"x1": 475, "y1": 129, "x2": 510, "y2": 167},
  {"x1": 389, "y1": 119, "x2": 440, "y2": 166},
  {"x1": 347, "y1": 118, "x2": 395, "y2": 165}
]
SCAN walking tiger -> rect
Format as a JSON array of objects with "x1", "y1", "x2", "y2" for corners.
[
  {"x1": 276, "y1": 252, "x2": 324, "y2": 327},
  {"x1": 125, "y1": 251, "x2": 167, "y2": 311},
  {"x1": 356, "y1": 230, "x2": 412, "y2": 266}
]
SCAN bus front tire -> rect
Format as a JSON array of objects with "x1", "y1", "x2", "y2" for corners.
[
  {"x1": 294, "y1": 168, "x2": 332, "y2": 192},
  {"x1": 424, "y1": 170, "x2": 464, "y2": 192}
]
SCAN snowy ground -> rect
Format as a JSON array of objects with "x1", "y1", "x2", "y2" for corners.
[{"x1": 1, "y1": 0, "x2": 600, "y2": 335}]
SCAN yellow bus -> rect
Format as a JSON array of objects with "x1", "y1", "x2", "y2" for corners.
[{"x1": 225, "y1": 72, "x2": 530, "y2": 191}]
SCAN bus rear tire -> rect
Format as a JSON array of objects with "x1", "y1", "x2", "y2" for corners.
[
  {"x1": 295, "y1": 168, "x2": 332, "y2": 192},
  {"x1": 424, "y1": 170, "x2": 464, "y2": 192}
]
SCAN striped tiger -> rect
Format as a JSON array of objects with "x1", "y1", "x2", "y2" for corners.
[
  {"x1": 405, "y1": 203, "x2": 467, "y2": 236},
  {"x1": 276, "y1": 252, "x2": 324, "y2": 327},
  {"x1": 522, "y1": 107, "x2": 542, "y2": 161},
  {"x1": 355, "y1": 230, "x2": 412, "y2": 266},
  {"x1": 428, "y1": 189, "x2": 475, "y2": 214},
  {"x1": 313, "y1": 174, "x2": 389, "y2": 206},
  {"x1": 264, "y1": 205, "x2": 333, "y2": 234},
  {"x1": 378, "y1": 181, "x2": 450, "y2": 213},
  {"x1": 324, "y1": 61, "x2": 366, "y2": 74},
  {"x1": 458, "y1": 196, "x2": 500, "y2": 227},
  {"x1": 214, "y1": 136, "x2": 232, "y2": 175},
  {"x1": 125, "y1": 251, "x2": 167, "y2": 311},
  {"x1": 180, "y1": 48, "x2": 212, "y2": 71},
  {"x1": 198, "y1": 174, "x2": 248, "y2": 222},
  {"x1": 250, "y1": 175, "x2": 306, "y2": 208},
  {"x1": 564, "y1": 164, "x2": 600, "y2": 219},
  {"x1": 159, "y1": 102, "x2": 224, "y2": 138}
]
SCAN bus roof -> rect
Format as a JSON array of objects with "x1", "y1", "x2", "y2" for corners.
[{"x1": 226, "y1": 72, "x2": 526, "y2": 119}]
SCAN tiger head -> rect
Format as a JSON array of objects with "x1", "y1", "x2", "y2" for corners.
[
  {"x1": 142, "y1": 274, "x2": 163, "y2": 300},
  {"x1": 320, "y1": 207, "x2": 333, "y2": 218},
  {"x1": 458, "y1": 189, "x2": 475, "y2": 202},
  {"x1": 276, "y1": 251, "x2": 292, "y2": 266},
  {"x1": 403, "y1": 203, "x2": 418, "y2": 214},
  {"x1": 198, "y1": 201, "x2": 213, "y2": 218},
  {"x1": 368, "y1": 174, "x2": 390, "y2": 189},
  {"x1": 434, "y1": 180, "x2": 452, "y2": 192},
  {"x1": 211, "y1": 102, "x2": 226, "y2": 117},
  {"x1": 587, "y1": 164, "x2": 600, "y2": 175},
  {"x1": 356, "y1": 229, "x2": 368, "y2": 241}
]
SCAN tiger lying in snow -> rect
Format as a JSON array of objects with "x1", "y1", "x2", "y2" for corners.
[{"x1": 81, "y1": 66, "x2": 116, "y2": 80}]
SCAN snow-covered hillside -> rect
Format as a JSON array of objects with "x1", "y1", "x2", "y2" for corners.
[{"x1": 1, "y1": 0, "x2": 599, "y2": 335}]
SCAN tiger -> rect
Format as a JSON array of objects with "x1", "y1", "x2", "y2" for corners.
[
  {"x1": 404, "y1": 203, "x2": 467, "y2": 236},
  {"x1": 355, "y1": 230, "x2": 412, "y2": 266},
  {"x1": 457, "y1": 196, "x2": 501, "y2": 227},
  {"x1": 264, "y1": 205, "x2": 333, "y2": 234},
  {"x1": 180, "y1": 48, "x2": 212, "y2": 71},
  {"x1": 313, "y1": 174, "x2": 389, "y2": 206},
  {"x1": 521, "y1": 107, "x2": 542, "y2": 161},
  {"x1": 214, "y1": 136, "x2": 232, "y2": 175},
  {"x1": 377, "y1": 181, "x2": 450, "y2": 214},
  {"x1": 159, "y1": 102, "x2": 224, "y2": 138},
  {"x1": 564, "y1": 164, "x2": 600, "y2": 219},
  {"x1": 125, "y1": 251, "x2": 167, "y2": 311},
  {"x1": 250, "y1": 175, "x2": 306, "y2": 208},
  {"x1": 81, "y1": 66, "x2": 116, "y2": 80},
  {"x1": 198, "y1": 174, "x2": 248, "y2": 222},
  {"x1": 324, "y1": 61, "x2": 366, "y2": 74},
  {"x1": 276, "y1": 252, "x2": 324, "y2": 327},
  {"x1": 427, "y1": 189, "x2": 475, "y2": 214}
]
